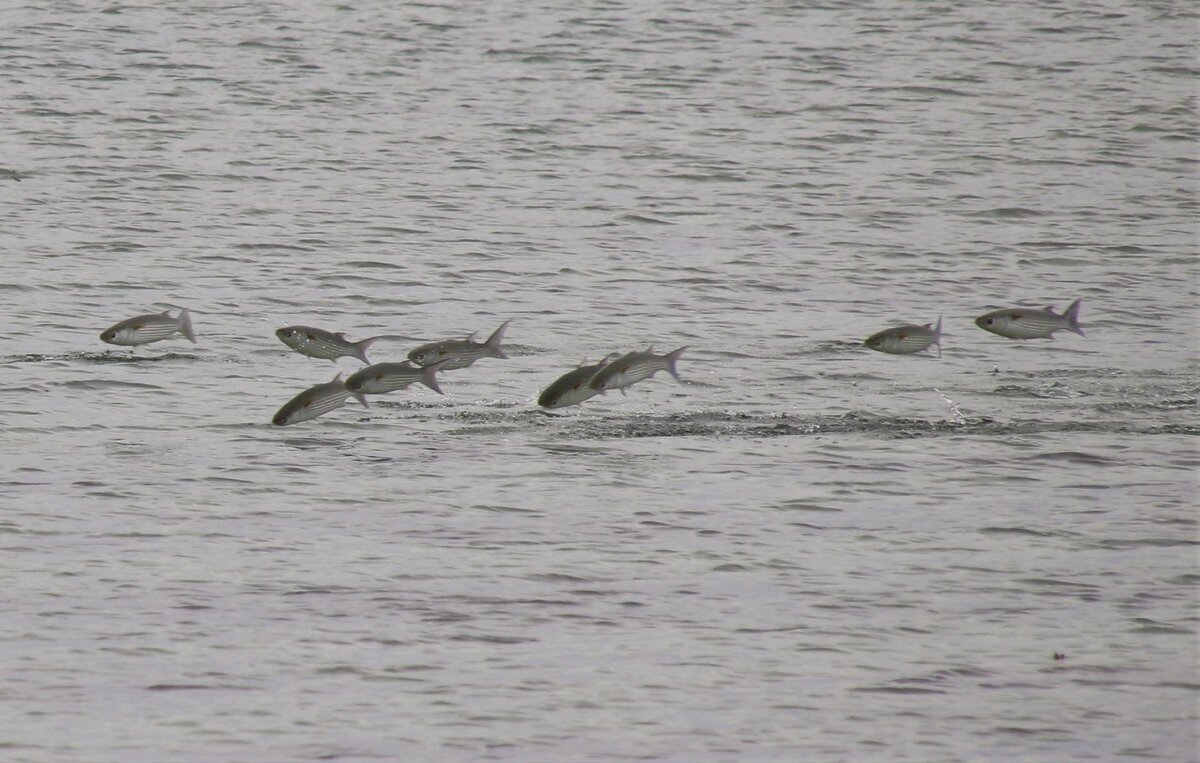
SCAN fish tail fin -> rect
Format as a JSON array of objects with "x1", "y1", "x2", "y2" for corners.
[
  {"x1": 933, "y1": 316, "x2": 943, "y2": 357},
  {"x1": 486, "y1": 320, "x2": 511, "y2": 359},
  {"x1": 665, "y1": 346, "x2": 688, "y2": 381},
  {"x1": 1063, "y1": 299, "x2": 1085, "y2": 337},
  {"x1": 423, "y1": 360, "x2": 446, "y2": 395},
  {"x1": 355, "y1": 337, "x2": 380, "y2": 364},
  {"x1": 178, "y1": 308, "x2": 197, "y2": 343}
]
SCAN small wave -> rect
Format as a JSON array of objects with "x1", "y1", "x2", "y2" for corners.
[
  {"x1": 1093, "y1": 538, "x2": 1200, "y2": 550},
  {"x1": 60, "y1": 379, "x2": 163, "y2": 391},
  {"x1": 1130, "y1": 618, "x2": 1190, "y2": 635},
  {"x1": 83, "y1": 351, "x2": 203, "y2": 363},
  {"x1": 350, "y1": 406, "x2": 1198, "y2": 440},
  {"x1": 852, "y1": 685, "x2": 947, "y2": 695},
  {"x1": 979, "y1": 527, "x2": 1059, "y2": 537},
  {"x1": 145, "y1": 684, "x2": 248, "y2": 691},
  {"x1": 970, "y1": 207, "x2": 1045, "y2": 218},
  {"x1": 1026, "y1": 451, "x2": 1116, "y2": 466},
  {"x1": 1, "y1": 351, "x2": 204, "y2": 365},
  {"x1": 617, "y1": 213, "x2": 673, "y2": 225}
]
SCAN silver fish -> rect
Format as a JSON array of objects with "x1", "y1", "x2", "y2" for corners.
[
  {"x1": 975, "y1": 299, "x2": 1084, "y2": 340},
  {"x1": 101, "y1": 308, "x2": 196, "y2": 346},
  {"x1": 271, "y1": 373, "x2": 368, "y2": 426},
  {"x1": 276, "y1": 326, "x2": 380, "y2": 363},
  {"x1": 588, "y1": 346, "x2": 687, "y2": 395},
  {"x1": 407, "y1": 320, "x2": 510, "y2": 370},
  {"x1": 864, "y1": 316, "x2": 942, "y2": 357},
  {"x1": 345, "y1": 360, "x2": 446, "y2": 396},
  {"x1": 537, "y1": 354, "x2": 618, "y2": 409}
]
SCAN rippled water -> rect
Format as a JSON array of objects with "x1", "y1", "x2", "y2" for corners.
[{"x1": 1, "y1": 1, "x2": 1196, "y2": 760}]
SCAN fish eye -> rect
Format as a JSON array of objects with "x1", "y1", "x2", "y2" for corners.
[{"x1": 986, "y1": 318, "x2": 994, "y2": 325}]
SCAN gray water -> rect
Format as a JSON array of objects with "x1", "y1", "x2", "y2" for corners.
[{"x1": 1, "y1": 1, "x2": 1196, "y2": 760}]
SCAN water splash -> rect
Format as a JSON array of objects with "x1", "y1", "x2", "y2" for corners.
[{"x1": 934, "y1": 387, "x2": 967, "y2": 425}]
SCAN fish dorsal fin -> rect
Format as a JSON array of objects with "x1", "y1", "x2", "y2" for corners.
[
  {"x1": 467, "y1": 331, "x2": 480, "y2": 342},
  {"x1": 1045, "y1": 306, "x2": 1057, "y2": 314},
  {"x1": 336, "y1": 332, "x2": 348, "y2": 340},
  {"x1": 332, "y1": 373, "x2": 343, "y2": 382}
]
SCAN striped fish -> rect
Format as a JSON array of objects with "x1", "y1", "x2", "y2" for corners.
[
  {"x1": 101, "y1": 308, "x2": 196, "y2": 346},
  {"x1": 588, "y1": 346, "x2": 687, "y2": 395},
  {"x1": 276, "y1": 325, "x2": 380, "y2": 363},
  {"x1": 864, "y1": 316, "x2": 942, "y2": 357},
  {"x1": 407, "y1": 320, "x2": 510, "y2": 371},
  {"x1": 271, "y1": 374, "x2": 368, "y2": 426},
  {"x1": 537, "y1": 354, "x2": 617, "y2": 409},
  {"x1": 975, "y1": 299, "x2": 1084, "y2": 340},
  {"x1": 345, "y1": 360, "x2": 446, "y2": 396}
]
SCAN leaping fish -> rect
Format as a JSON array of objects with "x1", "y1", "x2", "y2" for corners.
[
  {"x1": 101, "y1": 308, "x2": 196, "y2": 346},
  {"x1": 537, "y1": 354, "x2": 618, "y2": 409},
  {"x1": 864, "y1": 316, "x2": 942, "y2": 357},
  {"x1": 271, "y1": 373, "x2": 368, "y2": 426},
  {"x1": 345, "y1": 360, "x2": 446, "y2": 396},
  {"x1": 407, "y1": 320, "x2": 510, "y2": 371},
  {"x1": 276, "y1": 325, "x2": 381, "y2": 363},
  {"x1": 588, "y1": 346, "x2": 687, "y2": 395},
  {"x1": 975, "y1": 299, "x2": 1084, "y2": 340}
]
